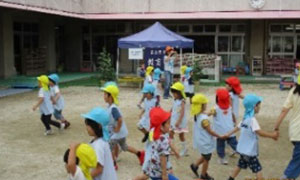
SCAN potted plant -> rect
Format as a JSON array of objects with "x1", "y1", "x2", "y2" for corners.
[
  {"x1": 192, "y1": 61, "x2": 204, "y2": 92},
  {"x1": 96, "y1": 48, "x2": 116, "y2": 86}
]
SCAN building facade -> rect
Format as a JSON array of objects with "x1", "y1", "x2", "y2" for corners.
[{"x1": 0, "y1": 0, "x2": 300, "y2": 78}]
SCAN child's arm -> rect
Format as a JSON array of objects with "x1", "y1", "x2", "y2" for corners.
[
  {"x1": 91, "y1": 163, "x2": 103, "y2": 178},
  {"x1": 67, "y1": 143, "x2": 80, "y2": 176},
  {"x1": 114, "y1": 117, "x2": 122, "y2": 133},
  {"x1": 274, "y1": 107, "x2": 290, "y2": 131},
  {"x1": 207, "y1": 108, "x2": 216, "y2": 117},
  {"x1": 202, "y1": 120, "x2": 225, "y2": 139},
  {"x1": 139, "y1": 109, "x2": 145, "y2": 119},
  {"x1": 137, "y1": 94, "x2": 146, "y2": 107},
  {"x1": 232, "y1": 113, "x2": 237, "y2": 125},
  {"x1": 160, "y1": 155, "x2": 168, "y2": 180},
  {"x1": 52, "y1": 92, "x2": 61, "y2": 104},
  {"x1": 175, "y1": 101, "x2": 185, "y2": 128},
  {"x1": 32, "y1": 97, "x2": 43, "y2": 111},
  {"x1": 238, "y1": 94, "x2": 244, "y2": 99},
  {"x1": 255, "y1": 129, "x2": 278, "y2": 141},
  {"x1": 170, "y1": 141, "x2": 180, "y2": 159},
  {"x1": 112, "y1": 108, "x2": 122, "y2": 133},
  {"x1": 225, "y1": 126, "x2": 240, "y2": 138}
]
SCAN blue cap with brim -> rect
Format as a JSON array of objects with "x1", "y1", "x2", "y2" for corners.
[
  {"x1": 142, "y1": 84, "x2": 155, "y2": 94},
  {"x1": 48, "y1": 74, "x2": 59, "y2": 84},
  {"x1": 81, "y1": 107, "x2": 110, "y2": 141},
  {"x1": 243, "y1": 94, "x2": 263, "y2": 120}
]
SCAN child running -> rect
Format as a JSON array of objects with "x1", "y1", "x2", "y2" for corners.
[
  {"x1": 211, "y1": 88, "x2": 237, "y2": 165},
  {"x1": 144, "y1": 107, "x2": 179, "y2": 180},
  {"x1": 138, "y1": 84, "x2": 158, "y2": 143},
  {"x1": 225, "y1": 76, "x2": 244, "y2": 120},
  {"x1": 101, "y1": 83, "x2": 144, "y2": 169},
  {"x1": 138, "y1": 66, "x2": 154, "y2": 108},
  {"x1": 48, "y1": 73, "x2": 70, "y2": 128},
  {"x1": 32, "y1": 75, "x2": 65, "y2": 135},
  {"x1": 184, "y1": 67, "x2": 194, "y2": 104},
  {"x1": 170, "y1": 82, "x2": 188, "y2": 156},
  {"x1": 190, "y1": 94, "x2": 226, "y2": 180},
  {"x1": 226, "y1": 94, "x2": 278, "y2": 180},
  {"x1": 63, "y1": 143, "x2": 97, "y2": 180},
  {"x1": 81, "y1": 107, "x2": 117, "y2": 180}
]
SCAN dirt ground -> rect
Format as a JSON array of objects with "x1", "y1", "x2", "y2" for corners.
[{"x1": 0, "y1": 84, "x2": 294, "y2": 180}]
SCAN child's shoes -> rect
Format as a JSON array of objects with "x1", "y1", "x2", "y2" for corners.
[
  {"x1": 190, "y1": 164, "x2": 199, "y2": 178},
  {"x1": 218, "y1": 158, "x2": 228, "y2": 165},
  {"x1": 44, "y1": 130, "x2": 53, "y2": 136}
]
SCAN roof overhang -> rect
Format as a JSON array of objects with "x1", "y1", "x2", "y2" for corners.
[{"x1": 1, "y1": 1, "x2": 300, "y2": 20}]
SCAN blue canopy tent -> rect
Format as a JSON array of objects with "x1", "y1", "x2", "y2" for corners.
[{"x1": 117, "y1": 22, "x2": 194, "y2": 77}]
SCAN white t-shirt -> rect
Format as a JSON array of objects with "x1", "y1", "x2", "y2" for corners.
[
  {"x1": 164, "y1": 55, "x2": 175, "y2": 74},
  {"x1": 238, "y1": 118, "x2": 261, "y2": 132},
  {"x1": 91, "y1": 138, "x2": 117, "y2": 180},
  {"x1": 68, "y1": 166, "x2": 85, "y2": 180}
]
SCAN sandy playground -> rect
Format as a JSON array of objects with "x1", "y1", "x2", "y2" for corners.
[{"x1": 0, "y1": 84, "x2": 294, "y2": 180}]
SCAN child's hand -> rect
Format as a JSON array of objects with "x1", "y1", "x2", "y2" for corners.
[
  {"x1": 220, "y1": 134, "x2": 229, "y2": 140},
  {"x1": 175, "y1": 122, "x2": 180, "y2": 128},
  {"x1": 70, "y1": 142, "x2": 80, "y2": 149},
  {"x1": 137, "y1": 104, "x2": 142, "y2": 109},
  {"x1": 52, "y1": 100, "x2": 56, "y2": 105},
  {"x1": 273, "y1": 131, "x2": 280, "y2": 141},
  {"x1": 174, "y1": 151, "x2": 180, "y2": 159},
  {"x1": 162, "y1": 175, "x2": 168, "y2": 180},
  {"x1": 32, "y1": 106, "x2": 37, "y2": 111}
]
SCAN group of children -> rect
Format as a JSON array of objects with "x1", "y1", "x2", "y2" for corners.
[{"x1": 33, "y1": 69, "x2": 280, "y2": 180}]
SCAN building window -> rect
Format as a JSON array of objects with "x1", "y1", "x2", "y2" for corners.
[
  {"x1": 192, "y1": 25, "x2": 204, "y2": 33},
  {"x1": 204, "y1": 25, "x2": 216, "y2": 32},
  {"x1": 178, "y1": 25, "x2": 190, "y2": 33}
]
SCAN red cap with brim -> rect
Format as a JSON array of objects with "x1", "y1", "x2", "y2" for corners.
[
  {"x1": 150, "y1": 107, "x2": 171, "y2": 141},
  {"x1": 216, "y1": 88, "x2": 230, "y2": 110},
  {"x1": 225, "y1": 76, "x2": 242, "y2": 95}
]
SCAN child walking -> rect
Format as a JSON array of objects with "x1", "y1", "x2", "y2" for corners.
[
  {"x1": 101, "y1": 84, "x2": 145, "y2": 168},
  {"x1": 211, "y1": 88, "x2": 237, "y2": 165},
  {"x1": 184, "y1": 67, "x2": 194, "y2": 104},
  {"x1": 170, "y1": 82, "x2": 188, "y2": 156},
  {"x1": 225, "y1": 76, "x2": 243, "y2": 120},
  {"x1": 190, "y1": 94, "x2": 226, "y2": 180},
  {"x1": 144, "y1": 107, "x2": 179, "y2": 180},
  {"x1": 32, "y1": 75, "x2": 64, "y2": 135},
  {"x1": 81, "y1": 107, "x2": 117, "y2": 180},
  {"x1": 48, "y1": 73, "x2": 70, "y2": 128},
  {"x1": 63, "y1": 143, "x2": 97, "y2": 180},
  {"x1": 153, "y1": 67, "x2": 163, "y2": 105},
  {"x1": 226, "y1": 94, "x2": 278, "y2": 180},
  {"x1": 138, "y1": 84, "x2": 159, "y2": 142},
  {"x1": 138, "y1": 66, "x2": 154, "y2": 108}
]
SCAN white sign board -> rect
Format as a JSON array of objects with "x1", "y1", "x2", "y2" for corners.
[{"x1": 129, "y1": 48, "x2": 143, "y2": 60}]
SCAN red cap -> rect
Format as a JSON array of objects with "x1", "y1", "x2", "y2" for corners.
[
  {"x1": 225, "y1": 76, "x2": 242, "y2": 95},
  {"x1": 216, "y1": 88, "x2": 230, "y2": 110},
  {"x1": 165, "y1": 46, "x2": 173, "y2": 52},
  {"x1": 150, "y1": 107, "x2": 171, "y2": 141}
]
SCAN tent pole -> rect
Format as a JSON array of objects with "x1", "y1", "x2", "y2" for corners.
[
  {"x1": 180, "y1": 48, "x2": 183, "y2": 67},
  {"x1": 117, "y1": 48, "x2": 120, "y2": 79},
  {"x1": 192, "y1": 48, "x2": 195, "y2": 64}
]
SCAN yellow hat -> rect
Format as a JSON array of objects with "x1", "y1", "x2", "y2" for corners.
[
  {"x1": 191, "y1": 94, "x2": 208, "y2": 115},
  {"x1": 298, "y1": 73, "x2": 300, "y2": 85},
  {"x1": 37, "y1": 75, "x2": 49, "y2": 91},
  {"x1": 180, "y1": 65, "x2": 187, "y2": 75},
  {"x1": 101, "y1": 85, "x2": 119, "y2": 105},
  {"x1": 146, "y1": 66, "x2": 154, "y2": 76},
  {"x1": 171, "y1": 82, "x2": 186, "y2": 99},
  {"x1": 76, "y1": 144, "x2": 97, "y2": 180}
]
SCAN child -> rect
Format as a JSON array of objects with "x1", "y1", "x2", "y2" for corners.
[
  {"x1": 48, "y1": 73, "x2": 70, "y2": 128},
  {"x1": 170, "y1": 82, "x2": 188, "y2": 156},
  {"x1": 32, "y1": 75, "x2": 64, "y2": 135},
  {"x1": 81, "y1": 107, "x2": 117, "y2": 180},
  {"x1": 63, "y1": 143, "x2": 97, "y2": 180},
  {"x1": 225, "y1": 76, "x2": 243, "y2": 120},
  {"x1": 101, "y1": 84, "x2": 145, "y2": 168},
  {"x1": 138, "y1": 84, "x2": 158, "y2": 143},
  {"x1": 226, "y1": 94, "x2": 278, "y2": 180},
  {"x1": 211, "y1": 88, "x2": 237, "y2": 165},
  {"x1": 184, "y1": 67, "x2": 195, "y2": 104},
  {"x1": 138, "y1": 66, "x2": 154, "y2": 108},
  {"x1": 144, "y1": 107, "x2": 179, "y2": 180},
  {"x1": 180, "y1": 65, "x2": 187, "y2": 83},
  {"x1": 190, "y1": 94, "x2": 225, "y2": 180},
  {"x1": 293, "y1": 63, "x2": 300, "y2": 84},
  {"x1": 153, "y1": 67, "x2": 163, "y2": 105}
]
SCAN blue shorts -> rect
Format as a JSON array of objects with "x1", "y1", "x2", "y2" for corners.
[
  {"x1": 53, "y1": 109, "x2": 64, "y2": 120},
  {"x1": 150, "y1": 174, "x2": 178, "y2": 180},
  {"x1": 238, "y1": 155, "x2": 262, "y2": 173}
]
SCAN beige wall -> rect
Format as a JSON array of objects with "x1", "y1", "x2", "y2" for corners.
[{"x1": 3, "y1": 0, "x2": 300, "y2": 14}]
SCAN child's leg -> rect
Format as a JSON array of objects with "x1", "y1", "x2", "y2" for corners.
[
  {"x1": 200, "y1": 154, "x2": 212, "y2": 177},
  {"x1": 256, "y1": 171, "x2": 263, "y2": 180},
  {"x1": 179, "y1": 133, "x2": 187, "y2": 156},
  {"x1": 227, "y1": 136, "x2": 238, "y2": 152},
  {"x1": 229, "y1": 166, "x2": 241, "y2": 179},
  {"x1": 48, "y1": 116, "x2": 62, "y2": 129},
  {"x1": 40, "y1": 114, "x2": 51, "y2": 130},
  {"x1": 133, "y1": 174, "x2": 149, "y2": 180},
  {"x1": 179, "y1": 132, "x2": 185, "y2": 142},
  {"x1": 169, "y1": 130, "x2": 175, "y2": 140},
  {"x1": 216, "y1": 138, "x2": 226, "y2": 159}
]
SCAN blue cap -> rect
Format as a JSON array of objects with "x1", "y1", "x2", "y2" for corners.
[
  {"x1": 243, "y1": 94, "x2": 263, "y2": 120},
  {"x1": 48, "y1": 74, "x2": 59, "y2": 84},
  {"x1": 81, "y1": 107, "x2": 110, "y2": 141},
  {"x1": 102, "y1": 81, "x2": 118, "y2": 88},
  {"x1": 142, "y1": 84, "x2": 155, "y2": 94},
  {"x1": 185, "y1": 67, "x2": 193, "y2": 78},
  {"x1": 153, "y1": 68, "x2": 162, "y2": 80}
]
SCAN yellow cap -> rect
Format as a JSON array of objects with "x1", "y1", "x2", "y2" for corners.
[
  {"x1": 298, "y1": 74, "x2": 300, "y2": 85},
  {"x1": 101, "y1": 85, "x2": 119, "y2": 105},
  {"x1": 191, "y1": 94, "x2": 208, "y2": 115},
  {"x1": 76, "y1": 144, "x2": 97, "y2": 180},
  {"x1": 37, "y1": 75, "x2": 49, "y2": 91},
  {"x1": 171, "y1": 82, "x2": 186, "y2": 99},
  {"x1": 180, "y1": 65, "x2": 187, "y2": 75},
  {"x1": 146, "y1": 66, "x2": 154, "y2": 76}
]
